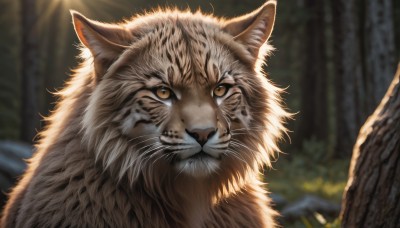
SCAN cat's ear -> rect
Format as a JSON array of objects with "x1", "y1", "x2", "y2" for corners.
[
  {"x1": 223, "y1": 1, "x2": 276, "y2": 61},
  {"x1": 71, "y1": 11, "x2": 132, "y2": 75}
]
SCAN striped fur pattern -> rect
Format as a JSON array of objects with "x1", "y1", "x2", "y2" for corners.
[{"x1": 1, "y1": 1, "x2": 290, "y2": 227}]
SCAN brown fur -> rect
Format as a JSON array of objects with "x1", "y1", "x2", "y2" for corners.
[{"x1": 1, "y1": 1, "x2": 290, "y2": 227}]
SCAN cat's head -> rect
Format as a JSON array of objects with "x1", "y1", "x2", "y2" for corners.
[{"x1": 72, "y1": 0, "x2": 288, "y2": 184}]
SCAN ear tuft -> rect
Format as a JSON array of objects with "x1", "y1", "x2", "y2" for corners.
[{"x1": 223, "y1": 1, "x2": 276, "y2": 61}]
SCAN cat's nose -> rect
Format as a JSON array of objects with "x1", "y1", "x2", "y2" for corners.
[{"x1": 186, "y1": 128, "x2": 217, "y2": 146}]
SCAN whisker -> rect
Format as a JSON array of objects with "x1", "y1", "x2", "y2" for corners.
[
  {"x1": 226, "y1": 149, "x2": 247, "y2": 164},
  {"x1": 150, "y1": 147, "x2": 172, "y2": 167},
  {"x1": 175, "y1": 162, "x2": 188, "y2": 180},
  {"x1": 130, "y1": 137, "x2": 159, "y2": 148},
  {"x1": 128, "y1": 133, "x2": 159, "y2": 142},
  {"x1": 141, "y1": 143, "x2": 165, "y2": 156},
  {"x1": 230, "y1": 127, "x2": 270, "y2": 132},
  {"x1": 230, "y1": 140, "x2": 256, "y2": 152}
]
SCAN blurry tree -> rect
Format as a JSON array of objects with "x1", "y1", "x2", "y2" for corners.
[
  {"x1": 363, "y1": 0, "x2": 396, "y2": 113},
  {"x1": 395, "y1": 0, "x2": 400, "y2": 58},
  {"x1": 331, "y1": 0, "x2": 397, "y2": 157},
  {"x1": 20, "y1": 0, "x2": 40, "y2": 143},
  {"x1": 296, "y1": 0, "x2": 328, "y2": 145},
  {"x1": 0, "y1": 1, "x2": 21, "y2": 140},
  {"x1": 331, "y1": 0, "x2": 364, "y2": 158},
  {"x1": 341, "y1": 64, "x2": 400, "y2": 227},
  {"x1": 37, "y1": 0, "x2": 72, "y2": 115}
]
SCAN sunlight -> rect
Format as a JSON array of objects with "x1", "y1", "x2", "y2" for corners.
[
  {"x1": 39, "y1": 0, "x2": 136, "y2": 22},
  {"x1": 35, "y1": 0, "x2": 139, "y2": 46}
]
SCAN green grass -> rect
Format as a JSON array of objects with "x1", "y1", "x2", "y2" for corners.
[{"x1": 266, "y1": 153, "x2": 349, "y2": 202}]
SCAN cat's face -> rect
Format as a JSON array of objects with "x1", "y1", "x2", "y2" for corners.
[
  {"x1": 112, "y1": 50, "x2": 249, "y2": 177},
  {"x1": 75, "y1": 1, "x2": 288, "y2": 182}
]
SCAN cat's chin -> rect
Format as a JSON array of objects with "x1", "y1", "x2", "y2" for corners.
[{"x1": 175, "y1": 155, "x2": 220, "y2": 178}]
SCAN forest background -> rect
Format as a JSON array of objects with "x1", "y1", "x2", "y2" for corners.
[{"x1": 0, "y1": 0, "x2": 399, "y2": 226}]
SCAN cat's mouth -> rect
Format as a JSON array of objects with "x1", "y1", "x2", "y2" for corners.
[
  {"x1": 174, "y1": 149, "x2": 221, "y2": 177},
  {"x1": 188, "y1": 150, "x2": 221, "y2": 160}
]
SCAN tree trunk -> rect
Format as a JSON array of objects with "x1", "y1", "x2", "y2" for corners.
[
  {"x1": 20, "y1": 0, "x2": 40, "y2": 143},
  {"x1": 363, "y1": 0, "x2": 397, "y2": 115},
  {"x1": 0, "y1": 0, "x2": 22, "y2": 140},
  {"x1": 40, "y1": 0, "x2": 63, "y2": 115},
  {"x1": 296, "y1": 0, "x2": 327, "y2": 145},
  {"x1": 332, "y1": 0, "x2": 397, "y2": 157},
  {"x1": 331, "y1": 0, "x2": 364, "y2": 158},
  {"x1": 341, "y1": 64, "x2": 400, "y2": 227}
]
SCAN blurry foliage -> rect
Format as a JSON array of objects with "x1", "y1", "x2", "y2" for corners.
[
  {"x1": 293, "y1": 215, "x2": 340, "y2": 228},
  {"x1": 266, "y1": 142, "x2": 349, "y2": 202},
  {"x1": 301, "y1": 138, "x2": 328, "y2": 162},
  {"x1": 324, "y1": 218, "x2": 341, "y2": 228},
  {"x1": 266, "y1": 144, "x2": 348, "y2": 227}
]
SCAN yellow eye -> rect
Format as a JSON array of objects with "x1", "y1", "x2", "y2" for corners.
[
  {"x1": 156, "y1": 86, "x2": 172, "y2": 100},
  {"x1": 213, "y1": 85, "x2": 228, "y2": 97}
]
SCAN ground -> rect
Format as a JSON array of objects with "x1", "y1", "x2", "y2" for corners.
[{"x1": 266, "y1": 140, "x2": 349, "y2": 227}]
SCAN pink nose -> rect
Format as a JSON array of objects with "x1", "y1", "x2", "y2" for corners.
[{"x1": 186, "y1": 128, "x2": 217, "y2": 146}]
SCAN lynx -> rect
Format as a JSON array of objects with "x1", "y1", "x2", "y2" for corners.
[{"x1": 1, "y1": 1, "x2": 289, "y2": 227}]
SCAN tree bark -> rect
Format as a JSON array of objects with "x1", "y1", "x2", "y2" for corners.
[
  {"x1": 20, "y1": 0, "x2": 40, "y2": 143},
  {"x1": 331, "y1": 0, "x2": 364, "y2": 158},
  {"x1": 296, "y1": 0, "x2": 327, "y2": 145},
  {"x1": 341, "y1": 64, "x2": 400, "y2": 227}
]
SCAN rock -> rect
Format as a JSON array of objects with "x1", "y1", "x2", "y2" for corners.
[
  {"x1": 280, "y1": 195, "x2": 341, "y2": 221},
  {"x1": 0, "y1": 140, "x2": 33, "y2": 177},
  {"x1": 0, "y1": 140, "x2": 33, "y2": 207},
  {"x1": 270, "y1": 193, "x2": 288, "y2": 208}
]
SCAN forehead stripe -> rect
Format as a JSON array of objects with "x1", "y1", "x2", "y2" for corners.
[{"x1": 144, "y1": 71, "x2": 166, "y2": 83}]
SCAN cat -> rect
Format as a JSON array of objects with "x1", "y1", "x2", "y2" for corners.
[{"x1": 1, "y1": 1, "x2": 289, "y2": 227}]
